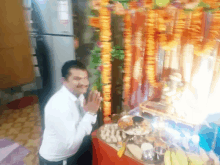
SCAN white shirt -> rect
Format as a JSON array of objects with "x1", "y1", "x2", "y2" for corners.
[{"x1": 39, "y1": 85, "x2": 97, "y2": 162}]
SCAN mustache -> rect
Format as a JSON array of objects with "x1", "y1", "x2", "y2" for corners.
[{"x1": 77, "y1": 85, "x2": 89, "y2": 88}]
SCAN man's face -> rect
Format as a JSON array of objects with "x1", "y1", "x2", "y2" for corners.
[{"x1": 64, "y1": 68, "x2": 89, "y2": 95}]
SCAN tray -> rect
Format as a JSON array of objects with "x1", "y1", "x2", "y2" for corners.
[{"x1": 126, "y1": 137, "x2": 165, "y2": 164}]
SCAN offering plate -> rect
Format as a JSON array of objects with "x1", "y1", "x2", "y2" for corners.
[{"x1": 118, "y1": 115, "x2": 152, "y2": 136}]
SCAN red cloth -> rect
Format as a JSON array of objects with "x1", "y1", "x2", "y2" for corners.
[
  {"x1": 92, "y1": 130, "x2": 143, "y2": 165},
  {"x1": 6, "y1": 96, "x2": 38, "y2": 109}
]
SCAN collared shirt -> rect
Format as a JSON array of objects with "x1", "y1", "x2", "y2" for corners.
[{"x1": 39, "y1": 85, "x2": 97, "y2": 162}]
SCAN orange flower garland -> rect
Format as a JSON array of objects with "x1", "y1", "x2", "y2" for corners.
[
  {"x1": 99, "y1": 0, "x2": 112, "y2": 119},
  {"x1": 145, "y1": 10, "x2": 159, "y2": 87},
  {"x1": 158, "y1": 8, "x2": 186, "y2": 51},
  {"x1": 89, "y1": 17, "x2": 100, "y2": 28},
  {"x1": 189, "y1": 8, "x2": 204, "y2": 56},
  {"x1": 145, "y1": 0, "x2": 153, "y2": 8},
  {"x1": 123, "y1": 11, "x2": 132, "y2": 104},
  {"x1": 158, "y1": 10, "x2": 167, "y2": 49},
  {"x1": 203, "y1": 10, "x2": 220, "y2": 55},
  {"x1": 172, "y1": 10, "x2": 186, "y2": 44}
]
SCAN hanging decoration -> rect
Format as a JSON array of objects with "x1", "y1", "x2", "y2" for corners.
[
  {"x1": 88, "y1": 0, "x2": 220, "y2": 119},
  {"x1": 99, "y1": 1, "x2": 112, "y2": 122},
  {"x1": 145, "y1": 10, "x2": 157, "y2": 87},
  {"x1": 123, "y1": 11, "x2": 132, "y2": 105}
]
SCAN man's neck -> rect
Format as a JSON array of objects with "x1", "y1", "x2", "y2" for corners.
[
  {"x1": 72, "y1": 91, "x2": 80, "y2": 98},
  {"x1": 63, "y1": 85, "x2": 80, "y2": 98}
]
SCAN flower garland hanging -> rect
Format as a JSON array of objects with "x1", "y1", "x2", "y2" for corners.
[
  {"x1": 99, "y1": 0, "x2": 112, "y2": 120},
  {"x1": 145, "y1": 9, "x2": 159, "y2": 87},
  {"x1": 158, "y1": 6, "x2": 186, "y2": 51},
  {"x1": 189, "y1": 8, "x2": 204, "y2": 56},
  {"x1": 89, "y1": 17, "x2": 100, "y2": 28},
  {"x1": 123, "y1": 11, "x2": 132, "y2": 104}
]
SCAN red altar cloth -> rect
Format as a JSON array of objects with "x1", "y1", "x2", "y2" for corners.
[{"x1": 92, "y1": 130, "x2": 143, "y2": 165}]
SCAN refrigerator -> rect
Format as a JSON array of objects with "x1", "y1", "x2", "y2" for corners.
[{"x1": 24, "y1": 0, "x2": 75, "y2": 129}]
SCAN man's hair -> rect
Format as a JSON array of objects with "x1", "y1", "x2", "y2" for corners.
[{"x1": 61, "y1": 60, "x2": 88, "y2": 80}]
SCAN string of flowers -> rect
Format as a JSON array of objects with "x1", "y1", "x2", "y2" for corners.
[
  {"x1": 157, "y1": 10, "x2": 167, "y2": 49},
  {"x1": 89, "y1": 17, "x2": 100, "y2": 28},
  {"x1": 189, "y1": 8, "x2": 204, "y2": 56},
  {"x1": 172, "y1": 10, "x2": 186, "y2": 46},
  {"x1": 145, "y1": 9, "x2": 159, "y2": 87},
  {"x1": 123, "y1": 11, "x2": 132, "y2": 105},
  {"x1": 160, "y1": 8, "x2": 186, "y2": 51},
  {"x1": 157, "y1": 7, "x2": 175, "y2": 51},
  {"x1": 144, "y1": 0, "x2": 153, "y2": 8},
  {"x1": 99, "y1": 1, "x2": 112, "y2": 120}
]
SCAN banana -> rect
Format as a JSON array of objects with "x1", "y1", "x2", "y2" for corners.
[
  {"x1": 164, "y1": 150, "x2": 172, "y2": 165},
  {"x1": 187, "y1": 152, "x2": 203, "y2": 165},
  {"x1": 175, "y1": 147, "x2": 188, "y2": 165},
  {"x1": 171, "y1": 150, "x2": 181, "y2": 165}
]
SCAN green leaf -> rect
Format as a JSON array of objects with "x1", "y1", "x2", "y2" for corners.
[
  {"x1": 155, "y1": 0, "x2": 170, "y2": 7},
  {"x1": 198, "y1": 1, "x2": 210, "y2": 8}
]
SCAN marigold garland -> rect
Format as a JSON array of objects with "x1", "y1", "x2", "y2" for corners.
[
  {"x1": 189, "y1": 8, "x2": 204, "y2": 56},
  {"x1": 88, "y1": 0, "x2": 220, "y2": 121},
  {"x1": 123, "y1": 11, "x2": 132, "y2": 104},
  {"x1": 144, "y1": 0, "x2": 153, "y2": 8},
  {"x1": 99, "y1": 0, "x2": 112, "y2": 120},
  {"x1": 145, "y1": 10, "x2": 159, "y2": 87},
  {"x1": 159, "y1": 8, "x2": 186, "y2": 51},
  {"x1": 89, "y1": 17, "x2": 100, "y2": 28}
]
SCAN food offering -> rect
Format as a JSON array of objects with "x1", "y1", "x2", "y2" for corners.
[
  {"x1": 118, "y1": 115, "x2": 152, "y2": 135},
  {"x1": 118, "y1": 115, "x2": 133, "y2": 130},
  {"x1": 98, "y1": 124, "x2": 127, "y2": 144},
  {"x1": 125, "y1": 134, "x2": 167, "y2": 164}
]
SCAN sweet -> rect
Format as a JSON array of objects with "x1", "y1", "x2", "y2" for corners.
[
  {"x1": 100, "y1": 124, "x2": 124, "y2": 144},
  {"x1": 118, "y1": 116, "x2": 133, "y2": 129},
  {"x1": 106, "y1": 138, "x2": 111, "y2": 143}
]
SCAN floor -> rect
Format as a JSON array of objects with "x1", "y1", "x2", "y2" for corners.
[{"x1": 0, "y1": 102, "x2": 42, "y2": 165}]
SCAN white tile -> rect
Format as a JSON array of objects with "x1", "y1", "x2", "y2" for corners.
[
  {"x1": 12, "y1": 93, "x2": 24, "y2": 101},
  {"x1": 2, "y1": 93, "x2": 13, "y2": 104},
  {"x1": 21, "y1": 83, "x2": 37, "y2": 92},
  {"x1": 31, "y1": 48, "x2": 36, "y2": 55},
  {"x1": 32, "y1": 56, "x2": 38, "y2": 65},
  {"x1": 34, "y1": 67, "x2": 41, "y2": 77}
]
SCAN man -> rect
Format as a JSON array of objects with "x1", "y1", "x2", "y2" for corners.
[{"x1": 39, "y1": 60, "x2": 102, "y2": 165}]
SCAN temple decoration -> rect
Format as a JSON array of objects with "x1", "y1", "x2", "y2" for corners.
[
  {"x1": 88, "y1": 0, "x2": 220, "y2": 122},
  {"x1": 189, "y1": 8, "x2": 204, "y2": 56},
  {"x1": 145, "y1": 10, "x2": 158, "y2": 87},
  {"x1": 89, "y1": 17, "x2": 100, "y2": 28},
  {"x1": 123, "y1": 11, "x2": 132, "y2": 105},
  {"x1": 100, "y1": 2, "x2": 112, "y2": 121}
]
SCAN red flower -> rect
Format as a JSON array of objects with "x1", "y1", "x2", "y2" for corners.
[
  {"x1": 97, "y1": 41, "x2": 102, "y2": 48},
  {"x1": 97, "y1": 65, "x2": 103, "y2": 72}
]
